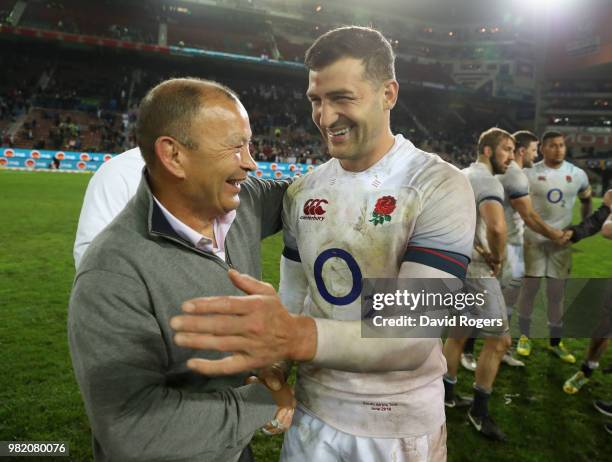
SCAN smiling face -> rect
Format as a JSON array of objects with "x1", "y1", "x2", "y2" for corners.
[
  {"x1": 180, "y1": 96, "x2": 256, "y2": 217},
  {"x1": 306, "y1": 57, "x2": 397, "y2": 171}
]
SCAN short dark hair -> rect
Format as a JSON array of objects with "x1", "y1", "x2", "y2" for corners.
[
  {"x1": 477, "y1": 127, "x2": 515, "y2": 156},
  {"x1": 136, "y1": 77, "x2": 238, "y2": 167},
  {"x1": 304, "y1": 26, "x2": 395, "y2": 84},
  {"x1": 541, "y1": 130, "x2": 564, "y2": 146},
  {"x1": 512, "y1": 130, "x2": 538, "y2": 151}
]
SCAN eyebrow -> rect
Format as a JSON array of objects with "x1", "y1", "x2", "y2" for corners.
[
  {"x1": 227, "y1": 134, "x2": 251, "y2": 145},
  {"x1": 306, "y1": 89, "x2": 355, "y2": 99}
]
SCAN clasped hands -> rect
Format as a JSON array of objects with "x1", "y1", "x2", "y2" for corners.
[{"x1": 246, "y1": 364, "x2": 295, "y2": 436}]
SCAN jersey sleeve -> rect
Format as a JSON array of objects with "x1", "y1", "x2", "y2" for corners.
[
  {"x1": 279, "y1": 180, "x2": 308, "y2": 314},
  {"x1": 500, "y1": 168, "x2": 529, "y2": 200},
  {"x1": 281, "y1": 180, "x2": 302, "y2": 263},
  {"x1": 577, "y1": 168, "x2": 590, "y2": 193},
  {"x1": 405, "y1": 163, "x2": 476, "y2": 279},
  {"x1": 474, "y1": 175, "x2": 505, "y2": 205}
]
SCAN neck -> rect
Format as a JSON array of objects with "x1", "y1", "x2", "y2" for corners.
[
  {"x1": 339, "y1": 130, "x2": 395, "y2": 172},
  {"x1": 544, "y1": 159, "x2": 562, "y2": 169},
  {"x1": 477, "y1": 156, "x2": 494, "y2": 174},
  {"x1": 150, "y1": 177, "x2": 216, "y2": 238},
  {"x1": 515, "y1": 156, "x2": 523, "y2": 169}
]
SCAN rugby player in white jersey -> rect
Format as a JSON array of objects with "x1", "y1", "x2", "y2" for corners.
[
  {"x1": 277, "y1": 27, "x2": 475, "y2": 461},
  {"x1": 170, "y1": 26, "x2": 476, "y2": 461},
  {"x1": 495, "y1": 130, "x2": 566, "y2": 366},
  {"x1": 516, "y1": 131, "x2": 592, "y2": 362},
  {"x1": 443, "y1": 128, "x2": 514, "y2": 441}
]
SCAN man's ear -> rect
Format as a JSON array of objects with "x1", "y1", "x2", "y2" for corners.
[
  {"x1": 382, "y1": 79, "x2": 399, "y2": 111},
  {"x1": 482, "y1": 146, "x2": 493, "y2": 160},
  {"x1": 154, "y1": 136, "x2": 186, "y2": 179}
]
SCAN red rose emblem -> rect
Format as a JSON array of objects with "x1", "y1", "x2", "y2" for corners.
[
  {"x1": 374, "y1": 196, "x2": 396, "y2": 215},
  {"x1": 566, "y1": 175, "x2": 572, "y2": 183}
]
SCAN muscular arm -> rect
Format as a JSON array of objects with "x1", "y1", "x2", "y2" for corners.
[
  {"x1": 278, "y1": 257, "x2": 443, "y2": 373},
  {"x1": 579, "y1": 187, "x2": 593, "y2": 219},
  {"x1": 309, "y1": 262, "x2": 452, "y2": 373},
  {"x1": 480, "y1": 200, "x2": 507, "y2": 262},
  {"x1": 511, "y1": 195, "x2": 562, "y2": 240}
]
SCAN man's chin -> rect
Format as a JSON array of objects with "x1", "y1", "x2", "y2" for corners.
[{"x1": 327, "y1": 145, "x2": 352, "y2": 159}]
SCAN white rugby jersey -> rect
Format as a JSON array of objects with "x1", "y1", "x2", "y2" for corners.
[
  {"x1": 463, "y1": 162, "x2": 505, "y2": 269},
  {"x1": 497, "y1": 161, "x2": 530, "y2": 246},
  {"x1": 281, "y1": 134, "x2": 475, "y2": 437},
  {"x1": 524, "y1": 160, "x2": 589, "y2": 243}
]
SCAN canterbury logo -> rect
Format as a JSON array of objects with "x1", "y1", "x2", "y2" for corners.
[{"x1": 300, "y1": 198, "x2": 328, "y2": 221}]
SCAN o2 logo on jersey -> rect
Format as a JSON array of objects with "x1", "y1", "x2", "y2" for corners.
[
  {"x1": 547, "y1": 188, "x2": 564, "y2": 205},
  {"x1": 314, "y1": 248, "x2": 362, "y2": 305},
  {"x1": 300, "y1": 198, "x2": 328, "y2": 221}
]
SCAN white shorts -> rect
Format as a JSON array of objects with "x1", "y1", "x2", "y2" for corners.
[
  {"x1": 524, "y1": 240, "x2": 572, "y2": 278},
  {"x1": 280, "y1": 407, "x2": 446, "y2": 462},
  {"x1": 500, "y1": 243, "x2": 524, "y2": 289},
  {"x1": 462, "y1": 271, "x2": 509, "y2": 336}
]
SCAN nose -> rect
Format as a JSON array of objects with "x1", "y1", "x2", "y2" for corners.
[
  {"x1": 317, "y1": 101, "x2": 338, "y2": 130},
  {"x1": 240, "y1": 145, "x2": 257, "y2": 172}
]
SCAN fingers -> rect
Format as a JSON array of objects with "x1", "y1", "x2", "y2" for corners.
[
  {"x1": 174, "y1": 332, "x2": 251, "y2": 352},
  {"x1": 270, "y1": 382, "x2": 296, "y2": 409},
  {"x1": 245, "y1": 375, "x2": 260, "y2": 385},
  {"x1": 262, "y1": 407, "x2": 295, "y2": 435},
  {"x1": 171, "y1": 314, "x2": 252, "y2": 336},
  {"x1": 186, "y1": 355, "x2": 262, "y2": 376},
  {"x1": 228, "y1": 269, "x2": 277, "y2": 296},
  {"x1": 179, "y1": 295, "x2": 256, "y2": 316},
  {"x1": 258, "y1": 367, "x2": 284, "y2": 391}
]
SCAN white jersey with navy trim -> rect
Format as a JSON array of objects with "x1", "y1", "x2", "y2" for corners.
[
  {"x1": 497, "y1": 161, "x2": 529, "y2": 246},
  {"x1": 281, "y1": 134, "x2": 475, "y2": 437},
  {"x1": 524, "y1": 160, "x2": 589, "y2": 243},
  {"x1": 463, "y1": 162, "x2": 505, "y2": 267}
]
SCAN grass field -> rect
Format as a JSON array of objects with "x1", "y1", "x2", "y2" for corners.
[{"x1": 1, "y1": 169, "x2": 611, "y2": 461}]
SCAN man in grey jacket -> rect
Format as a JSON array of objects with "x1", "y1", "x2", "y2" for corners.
[{"x1": 68, "y1": 78, "x2": 293, "y2": 461}]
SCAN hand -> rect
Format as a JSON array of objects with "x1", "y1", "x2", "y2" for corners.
[
  {"x1": 603, "y1": 189, "x2": 612, "y2": 208},
  {"x1": 475, "y1": 245, "x2": 501, "y2": 276},
  {"x1": 553, "y1": 229, "x2": 573, "y2": 246},
  {"x1": 246, "y1": 369, "x2": 296, "y2": 435},
  {"x1": 170, "y1": 270, "x2": 317, "y2": 376}
]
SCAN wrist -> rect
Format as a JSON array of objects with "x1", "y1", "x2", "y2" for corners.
[
  {"x1": 289, "y1": 315, "x2": 317, "y2": 362},
  {"x1": 548, "y1": 228, "x2": 563, "y2": 240}
]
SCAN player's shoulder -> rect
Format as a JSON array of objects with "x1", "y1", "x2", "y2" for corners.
[
  {"x1": 465, "y1": 163, "x2": 503, "y2": 195},
  {"x1": 525, "y1": 160, "x2": 545, "y2": 177},
  {"x1": 94, "y1": 147, "x2": 144, "y2": 179},
  {"x1": 402, "y1": 142, "x2": 467, "y2": 192},
  {"x1": 286, "y1": 158, "x2": 333, "y2": 200},
  {"x1": 562, "y1": 160, "x2": 587, "y2": 176},
  {"x1": 499, "y1": 162, "x2": 527, "y2": 186}
]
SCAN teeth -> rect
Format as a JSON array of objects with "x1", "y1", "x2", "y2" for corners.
[{"x1": 329, "y1": 127, "x2": 350, "y2": 136}]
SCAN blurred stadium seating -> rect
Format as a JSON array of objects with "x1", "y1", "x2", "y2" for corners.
[{"x1": 0, "y1": 0, "x2": 609, "y2": 184}]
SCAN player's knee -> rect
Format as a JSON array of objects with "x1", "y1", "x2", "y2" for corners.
[{"x1": 488, "y1": 336, "x2": 510, "y2": 356}]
